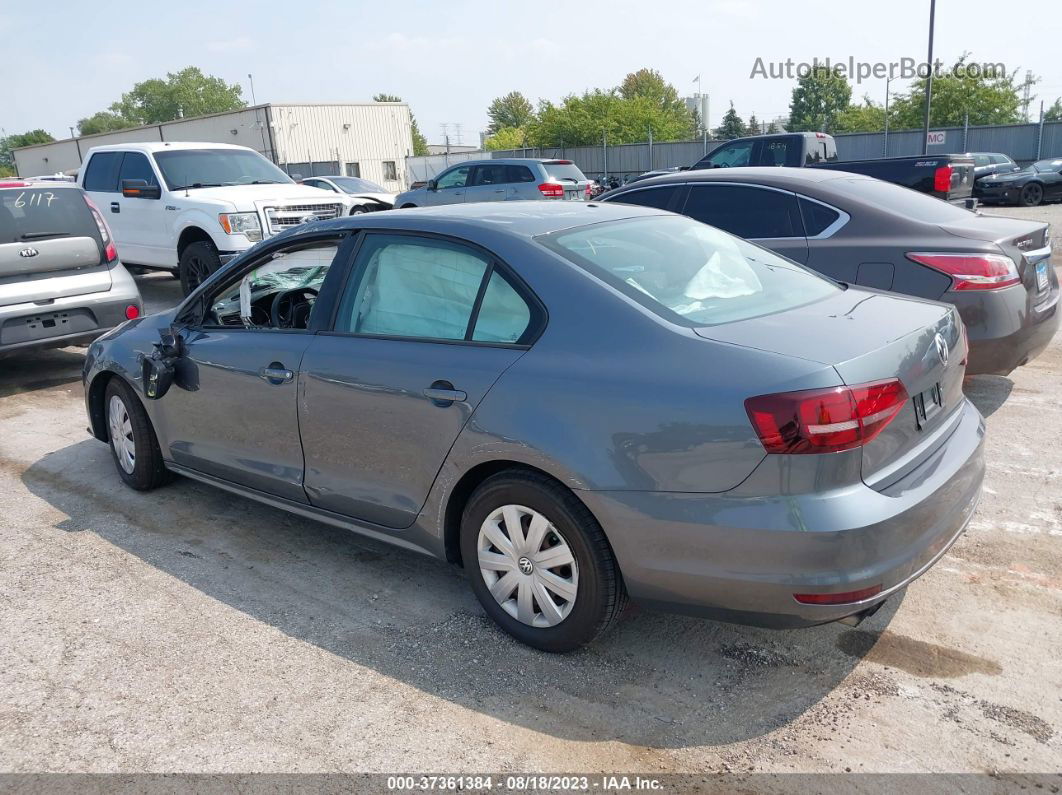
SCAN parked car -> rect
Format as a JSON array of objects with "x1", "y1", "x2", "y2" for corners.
[
  {"x1": 975, "y1": 157, "x2": 1062, "y2": 207},
  {"x1": 300, "y1": 175, "x2": 395, "y2": 214},
  {"x1": 630, "y1": 132, "x2": 976, "y2": 204},
  {"x1": 599, "y1": 168, "x2": 1059, "y2": 376},
  {"x1": 77, "y1": 142, "x2": 353, "y2": 295},
  {"x1": 84, "y1": 201, "x2": 983, "y2": 652},
  {"x1": 965, "y1": 152, "x2": 1020, "y2": 181},
  {"x1": 0, "y1": 180, "x2": 141, "y2": 354},
  {"x1": 394, "y1": 159, "x2": 591, "y2": 208}
]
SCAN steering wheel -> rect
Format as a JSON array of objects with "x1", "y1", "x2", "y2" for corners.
[{"x1": 270, "y1": 288, "x2": 318, "y2": 329}]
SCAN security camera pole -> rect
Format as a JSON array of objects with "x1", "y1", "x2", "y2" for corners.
[{"x1": 921, "y1": 0, "x2": 936, "y2": 154}]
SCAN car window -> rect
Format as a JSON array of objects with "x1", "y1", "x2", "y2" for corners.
[
  {"x1": 472, "y1": 164, "x2": 509, "y2": 186},
  {"x1": 683, "y1": 185, "x2": 801, "y2": 239},
  {"x1": 436, "y1": 167, "x2": 471, "y2": 190},
  {"x1": 804, "y1": 141, "x2": 828, "y2": 165},
  {"x1": 540, "y1": 215, "x2": 838, "y2": 327},
  {"x1": 472, "y1": 271, "x2": 531, "y2": 343},
  {"x1": 798, "y1": 197, "x2": 841, "y2": 237},
  {"x1": 610, "y1": 186, "x2": 679, "y2": 211},
  {"x1": 82, "y1": 152, "x2": 122, "y2": 192},
  {"x1": 541, "y1": 161, "x2": 585, "y2": 183},
  {"x1": 697, "y1": 140, "x2": 754, "y2": 169},
  {"x1": 506, "y1": 165, "x2": 536, "y2": 183},
  {"x1": 0, "y1": 187, "x2": 100, "y2": 245},
  {"x1": 830, "y1": 178, "x2": 975, "y2": 222},
  {"x1": 154, "y1": 148, "x2": 293, "y2": 189},
  {"x1": 337, "y1": 235, "x2": 490, "y2": 340},
  {"x1": 205, "y1": 243, "x2": 339, "y2": 329},
  {"x1": 973, "y1": 155, "x2": 991, "y2": 167},
  {"x1": 118, "y1": 152, "x2": 159, "y2": 187}
]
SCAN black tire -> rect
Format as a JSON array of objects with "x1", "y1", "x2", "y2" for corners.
[
  {"x1": 349, "y1": 206, "x2": 366, "y2": 215},
  {"x1": 178, "y1": 240, "x2": 222, "y2": 296},
  {"x1": 460, "y1": 470, "x2": 626, "y2": 652},
  {"x1": 1020, "y1": 183, "x2": 1044, "y2": 207},
  {"x1": 104, "y1": 378, "x2": 172, "y2": 491}
]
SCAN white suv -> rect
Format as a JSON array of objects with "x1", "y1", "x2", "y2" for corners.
[{"x1": 77, "y1": 142, "x2": 351, "y2": 294}]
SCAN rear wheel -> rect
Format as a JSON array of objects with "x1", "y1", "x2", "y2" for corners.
[
  {"x1": 179, "y1": 240, "x2": 222, "y2": 295},
  {"x1": 104, "y1": 378, "x2": 172, "y2": 491},
  {"x1": 460, "y1": 470, "x2": 626, "y2": 652},
  {"x1": 1020, "y1": 183, "x2": 1044, "y2": 207}
]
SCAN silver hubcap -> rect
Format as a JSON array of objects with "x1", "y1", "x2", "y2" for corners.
[
  {"x1": 477, "y1": 504, "x2": 579, "y2": 628},
  {"x1": 108, "y1": 395, "x2": 135, "y2": 474}
]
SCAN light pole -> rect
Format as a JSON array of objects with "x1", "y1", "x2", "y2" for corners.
[
  {"x1": 883, "y1": 76, "x2": 891, "y2": 157},
  {"x1": 921, "y1": 0, "x2": 936, "y2": 155}
]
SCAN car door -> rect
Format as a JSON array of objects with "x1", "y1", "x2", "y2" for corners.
[
  {"x1": 81, "y1": 151, "x2": 125, "y2": 244},
  {"x1": 155, "y1": 234, "x2": 349, "y2": 502},
  {"x1": 679, "y1": 183, "x2": 809, "y2": 263},
  {"x1": 112, "y1": 151, "x2": 168, "y2": 266},
  {"x1": 429, "y1": 165, "x2": 472, "y2": 205},
  {"x1": 298, "y1": 232, "x2": 540, "y2": 528},
  {"x1": 463, "y1": 163, "x2": 510, "y2": 203}
]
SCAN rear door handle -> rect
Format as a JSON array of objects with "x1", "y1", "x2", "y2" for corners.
[
  {"x1": 110, "y1": 202, "x2": 120, "y2": 213},
  {"x1": 423, "y1": 381, "x2": 466, "y2": 405},
  {"x1": 259, "y1": 364, "x2": 294, "y2": 384}
]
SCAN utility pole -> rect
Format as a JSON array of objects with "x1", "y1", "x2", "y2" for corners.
[
  {"x1": 247, "y1": 74, "x2": 258, "y2": 105},
  {"x1": 883, "y1": 76, "x2": 891, "y2": 157},
  {"x1": 647, "y1": 124, "x2": 653, "y2": 171},
  {"x1": 921, "y1": 0, "x2": 936, "y2": 155},
  {"x1": 1022, "y1": 70, "x2": 1033, "y2": 122}
]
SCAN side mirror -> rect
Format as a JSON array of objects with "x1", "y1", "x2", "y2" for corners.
[
  {"x1": 122, "y1": 179, "x2": 161, "y2": 200},
  {"x1": 141, "y1": 328, "x2": 185, "y2": 400},
  {"x1": 426, "y1": 179, "x2": 438, "y2": 191}
]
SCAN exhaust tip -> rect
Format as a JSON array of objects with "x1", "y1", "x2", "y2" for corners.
[{"x1": 837, "y1": 599, "x2": 886, "y2": 627}]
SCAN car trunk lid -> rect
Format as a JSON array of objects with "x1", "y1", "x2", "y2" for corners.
[{"x1": 695, "y1": 288, "x2": 964, "y2": 489}]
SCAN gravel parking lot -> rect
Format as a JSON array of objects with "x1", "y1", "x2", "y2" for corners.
[{"x1": 1, "y1": 204, "x2": 1060, "y2": 781}]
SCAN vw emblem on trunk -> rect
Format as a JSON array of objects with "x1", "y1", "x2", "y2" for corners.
[
  {"x1": 18, "y1": 247, "x2": 39, "y2": 258},
  {"x1": 934, "y1": 333, "x2": 949, "y2": 367}
]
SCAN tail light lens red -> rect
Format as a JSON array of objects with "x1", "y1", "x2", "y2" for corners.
[
  {"x1": 745, "y1": 379, "x2": 909, "y2": 454},
  {"x1": 906, "y1": 252, "x2": 1020, "y2": 290},
  {"x1": 538, "y1": 182, "x2": 564, "y2": 198},
  {"x1": 0, "y1": 181, "x2": 29, "y2": 188},
  {"x1": 82, "y1": 194, "x2": 118, "y2": 263},
  {"x1": 125, "y1": 305, "x2": 140, "y2": 320},
  {"x1": 933, "y1": 165, "x2": 953, "y2": 193}
]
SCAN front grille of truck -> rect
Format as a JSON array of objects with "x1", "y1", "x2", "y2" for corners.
[{"x1": 264, "y1": 204, "x2": 344, "y2": 234}]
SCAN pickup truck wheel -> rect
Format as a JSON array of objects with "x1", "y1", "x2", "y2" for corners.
[
  {"x1": 179, "y1": 241, "x2": 222, "y2": 295},
  {"x1": 349, "y1": 206, "x2": 366, "y2": 215}
]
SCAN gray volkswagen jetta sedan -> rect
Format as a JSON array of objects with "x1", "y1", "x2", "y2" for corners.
[{"x1": 84, "y1": 202, "x2": 984, "y2": 652}]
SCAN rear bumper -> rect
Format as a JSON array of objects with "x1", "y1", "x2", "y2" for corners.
[
  {"x1": 579, "y1": 399, "x2": 985, "y2": 628},
  {"x1": 955, "y1": 281, "x2": 1060, "y2": 376},
  {"x1": 0, "y1": 266, "x2": 142, "y2": 354}
]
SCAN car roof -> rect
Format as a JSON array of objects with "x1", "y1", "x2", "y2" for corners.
[
  {"x1": 610, "y1": 166, "x2": 872, "y2": 192},
  {"x1": 304, "y1": 200, "x2": 661, "y2": 239},
  {"x1": 82, "y1": 141, "x2": 257, "y2": 154}
]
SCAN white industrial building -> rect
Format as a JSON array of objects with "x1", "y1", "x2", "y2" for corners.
[{"x1": 12, "y1": 102, "x2": 415, "y2": 191}]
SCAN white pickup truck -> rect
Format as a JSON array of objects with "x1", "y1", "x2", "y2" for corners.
[{"x1": 77, "y1": 141, "x2": 352, "y2": 294}]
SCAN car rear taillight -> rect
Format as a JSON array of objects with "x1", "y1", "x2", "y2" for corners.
[
  {"x1": 933, "y1": 165, "x2": 953, "y2": 193},
  {"x1": 745, "y1": 379, "x2": 909, "y2": 455},
  {"x1": 906, "y1": 252, "x2": 1020, "y2": 290},
  {"x1": 585, "y1": 183, "x2": 592, "y2": 198},
  {"x1": 82, "y1": 194, "x2": 118, "y2": 263},
  {"x1": 0, "y1": 181, "x2": 28, "y2": 188},
  {"x1": 538, "y1": 182, "x2": 564, "y2": 199},
  {"x1": 794, "y1": 585, "x2": 882, "y2": 605},
  {"x1": 125, "y1": 305, "x2": 140, "y2": 320}
]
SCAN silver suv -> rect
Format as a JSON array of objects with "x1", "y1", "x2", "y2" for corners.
[
  {"x1": 0, "y1": 180, "x2": 141, "y2": 354},
  {"x1": 394, "y1": 159, "x2": 590, "y2": 208}
]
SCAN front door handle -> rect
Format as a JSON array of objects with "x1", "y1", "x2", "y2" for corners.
[
  {"x1": 259, "y1": 363, "x2": 294, "y2": 384},
  {"x1": 423, "y1": 381, "x2": 466, "y2": 405},
  {"x1": 110, "y1": 202, "x2": 120, "y2": 213}
]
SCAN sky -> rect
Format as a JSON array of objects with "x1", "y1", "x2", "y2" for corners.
[{"x1": 2, "y1": 0, "x2": 1060, "y2": 145}]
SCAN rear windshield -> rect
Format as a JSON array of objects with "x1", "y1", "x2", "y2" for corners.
[
  {"x1": 539, "y1": 215, "x2": 839, "y2": 327},
  {"x1": 829, "y1": 178, "x2": 974, "y2": 223},
  {"x1": 542, "y1": 162, "x2": 586, "y2": 183},
  {"x1": 0, "y1": 187, "x2": 99, "y2": 244}
]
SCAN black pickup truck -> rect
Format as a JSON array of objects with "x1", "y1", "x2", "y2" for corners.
[{"x1": 633, "y1": 132, "x2": 976, "y2": 204}]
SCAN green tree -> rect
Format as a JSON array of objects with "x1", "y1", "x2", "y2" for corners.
[
  {"x1": 766, "y1": 120, "x2": 781, "y2": 134},
  {"x1": 888, "y1": 57, "x2": 1029, "y2": 128},
  {"x1": 747, "y1": 113, "x2": 761, "y2": 135},
  {"x1": 788, "y1": 65, "x2": 852, "y2": 132},
  {"x1": 77, "y1": 111, "x2": 136, "y2": 136},
  {"x1": 486, "y1": 92, "x2": 535, "y2": 135},
  {"x1": 833, "y1": 97, "x2": 888, "y2": 133},
  {"x1": 483, "y1": 126, "x2": 527, "y2": 151},
  {"x1": 373, "y1": 93, "x2": 429, "y2": 156},
  {"x1": 714, "y1": 102, "x2": 746, "y2": 139},
  {"x1": 1046, "y1": 98, "x2": 1062, "y2": 122},
  {"x1": 0, "y1": 128, "x2": 55, "y2": 174},
  {"x1": 110, "y1": 67, "x2": 245, "y2": 124}
]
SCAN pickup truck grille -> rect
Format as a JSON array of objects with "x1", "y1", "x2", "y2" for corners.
[{"x1": 264, "y1": 203, "x2": 344, "y2": 234}]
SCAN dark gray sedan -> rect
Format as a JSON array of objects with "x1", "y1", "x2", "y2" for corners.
[
  {"x1": 600, "y1": 168, "x2": 1059, "y2": 376},
  {"x1": 84, "y1": 202, "x2": 984, "y2": 652}
]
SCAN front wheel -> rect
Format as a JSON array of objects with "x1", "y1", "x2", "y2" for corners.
[
  {"x1": 1020, "y1": 183, "x2": 1044, "y2": 207},
  {"x1": 460, "y1": 471, "x2": 626, "y2": 652},
  {"x1": 178, "y1": 240, "x2": 222, "y2": 296},
  {"x1": 104, "y1": 378, "x2": 172, "y2": 491},
  {"x1": 349, "y1": 206, "x2": 366, "y2": 215}
]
